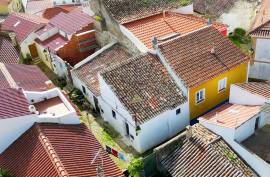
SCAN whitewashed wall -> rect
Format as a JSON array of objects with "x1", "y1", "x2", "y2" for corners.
[
  {"x1": 0, "y1": 115, "x2": 36, "y2": 154},
  {"x1": 99, "y1": 75, "x2": 189, "y2": 153},
  {"x1": 20, "y1": 33, "x2": 38, "y2": 57},
  {"x1": 230, "y1": 85, "x2": 268, "y2": 105},
  {"x1": 254, "y1": 38, "x2": 270, "y2": 60},
  {"x1": 37, "y1": 27, "x2": 58, "y2": 41},
  {"x1": 234, "y1": 116, "x2": 257, "y2": 142}
]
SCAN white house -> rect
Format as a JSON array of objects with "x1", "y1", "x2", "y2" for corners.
[
  {"x1": 99, "y1": 53, "x2": 189, "y2": 153},
  {"x1": 249, "y1": 0, "x2": 270, "y2": 80},
  {"x1": 0, "y1": 63, "x2": 79, "y2": 154},
  {"x1": 199, "y1": 82, "x2": 270, "y2": 177},
  {"x1": 71, "y1": 42, "x2": 131, "y2": 112}
]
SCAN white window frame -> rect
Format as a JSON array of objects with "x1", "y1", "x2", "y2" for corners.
[
  {"x1": 218, "y1": 78, "x2": 227, "y2": 93},
  {"x1": 195, "y1": 89, "x2": 205, "y2": 104}
]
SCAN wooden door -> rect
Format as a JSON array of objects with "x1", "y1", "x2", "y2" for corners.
[{"x1": 28, "y1": 43, "x2": 38, "y2": 59}]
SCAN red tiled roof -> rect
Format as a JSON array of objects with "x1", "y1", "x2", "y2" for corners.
[
  {"x1": 159, "y1": 26, "x2": 249, "y2": 88},
  {"x1": 0, "y1": 35, "x2": 19, "y2": 64},
  {"x1": 124, "y1": 12, "x2": 227, "y2": 49},
  {"x1": 235, "y1": 82, "x2": 270, "y2": 100},
  {"x1": 50, "y1": 11, "x2": 93, "y2": 35},
  {"x1": 35, "y1": 23, "x2": 55, "y2": 36},
  {"x1": 251, "y1": 0, "x2": 270, "y2": 36},
  {"x1": 199, "y1": 103, "x2": 261, "y2": 128},
  {"x1": 35, "y1": 34, "x2": 68, "y2": 52},
  {"x1": 42, "y1": 5, "x2": 81, "y2": 19},
  {"x1": 25, "y1": 0, "x2": 54, "y2": 14},
  {"x1": 101, "y1": 53, "x2": 187, "y2": 124},
  {"x1": 1, "y1": 13, "x2": 48, "y2": 43},
  {"x1": 73, "y1": 44, "x2": 131, "y2": 96},
  {"x1": 0, "y1": 88, "x2": 31, "y2": 119},
  {"x1": 4, "y1": 63, "x2": 50, "y2": 91},
  {"x1": 161, "y1": 124, "x2": 257, "y2": 177},
  {"x1": 0, "y1": 123, "x2": 124, "y2": 177}
]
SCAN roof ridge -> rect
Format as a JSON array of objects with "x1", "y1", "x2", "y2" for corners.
[
  {"x1": 0, "y1": 63, "x2": 17, "y2": 88},
  {"x1": 37, "y1": 125, "x2": 69, "y2": 177},
  {"x1": 14, "y1": 13, "x2": 47, "y2": 24}
]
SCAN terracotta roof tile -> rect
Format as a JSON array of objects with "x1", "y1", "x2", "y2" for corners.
[
  {"x1": 49, "y1": 11, "x2": 93, "y2": 35},
  {"x1": 1, "y1": 13, "x2": 48, "y2": 43},
  {"x1": 250, "y1": 20, "x2": 270, "y2": 37},
  {"x1": 25, "y1": 0, "x2": 54, "y2": 14},
  {"x1": 124, "y1": 12, "x2": 227, "y2": 49},
  {"x1": 0, "y1": 35, "x2": 19, "y2": 64},
  {"x1": 235, "y1": 82, "x2": 270, "y2": 100},
  {"x1": 42, "y1": 5, "x2": 80, "y2": 19},
  {"x1": 161, "y1": 124, "x2": 257, "y2": 177},
  {"x1": 0, "y1": 123, "x2": 124, "y2": 177},
  {"x1": 159, "y1": 26, "x2": 249, "y2": 88},
  {"x1": 0, "y1": 88, "x2": 31, "y2": 119},
  {"x1": 35, "y1": 34, "x2": 68, "y2": 52},
  {"x1": 199, "y1": 103, "x2": 261, "y2": 128},
  {"x1": 193, "y1": 0, "x2": 236, "y2": 17},
  {"x1": 250, "y1": 0, "x2": 270, "y2": 33},
  {"x1": 73, "y1": 44, "x2": 131, "y2": 96},
  {"x1": 101, "y1": 53, "x2": 187, "y2": 124},
  {"x1": 4, "y1": 63, "x2": 50, "y2": 91},
  {"x1": 102, "y1": 0, "x2": 182, "y2": 23}
]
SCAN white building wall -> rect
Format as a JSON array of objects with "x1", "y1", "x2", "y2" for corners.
[
  {"x1": 0, "y1": 115, "x2": 36, "y2": 153},
  {"x1": 234, "y1": 116, "x2": 257, "y2": 142},
  {"x1": 38, "y1": 28, "x2": 58, "y2": 41},
  {"x1": 229, "y1": 85, "x2": 268, "y2": 105},
  {"x1": 99, "y1": 75, "x2": 189, "y2": 153},
  {"x1": 254, "y1": 38, "x2": 270, "y2": 60},
  {"x1": 20, "y1": 33, "x2": 38, "y2": 57}
]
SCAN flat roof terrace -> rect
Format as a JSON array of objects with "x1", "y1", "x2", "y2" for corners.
[
  {"x1": 34, "y1": 97, "x2": 70, "y2": 117},
  {"x1": 242, "y1": 124, "x2": 270, "y2": 163}
]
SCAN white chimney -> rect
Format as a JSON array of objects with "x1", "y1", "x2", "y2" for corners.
[{"x1": 29, "y1": 105, "x2": 37, "y2": 114}]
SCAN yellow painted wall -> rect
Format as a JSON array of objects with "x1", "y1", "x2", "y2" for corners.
[
  {"x1": 0, "y1": 5, "x2": 9, "y2": 15},
  {"x1": 189, "y1": 62, "x2": 248, "y2": 119}
]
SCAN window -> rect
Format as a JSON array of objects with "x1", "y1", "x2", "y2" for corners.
[
  {"x1": 196, "y1": 89, "x2": 205, "y2": 104},
  {"x1": 176, "y1": 108, "x2": 181, "y2": 115},
  {"x1": 112, "y1": 110, "x2": 116, "y2": 119},
  {"x1": 218, "y1": 78, "x2": 227, "y2": 92},
  {"x1": 82, "y1": 85, "x2": 86, "y2": 94}
]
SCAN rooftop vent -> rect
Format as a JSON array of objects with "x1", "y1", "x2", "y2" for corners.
[
  {"x1": 13, "y1": 21, "x2": 21, "y2": 27},
  {"x1": 210, "y1": 46, "x2": 215, "y2": 54},
  {"x1": 29, "y1": 105, "x2": 37, "y2": 114}
]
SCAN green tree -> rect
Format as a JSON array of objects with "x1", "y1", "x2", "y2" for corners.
[
  {"x1": 128, "y1": 158, "x2": 144, "y2": 177},
  {"x1": 0, "y1": 168, "x2": 13, "y2": 177}
]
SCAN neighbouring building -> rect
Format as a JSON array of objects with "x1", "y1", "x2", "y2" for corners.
[
  {"x1": 0, "y1": 62, "x2": 79, "y2": 153},
  {"x1": 0, "y1": 123, "x2": 124, "y2": 177},
  {"x1": 123, "y1": 11, "x2": 227, "y2": 50},
  {"x1": 0, "y1": 0, "x2": 22, "y2": 15},
  {"x1": 198, "y1": 82, "x2": 270, "y2": 176},
  {"x1": 34, "y1": 10, "x2": 98, "y2": 77},
  {"x1": 71, "y1": 42, "x2": 131, "y2": 112},
  {"x1": 249, "y1": 0, "x2": 270, "y2": 80},
  {"x1": 99, "y1": 53, "x2": 188, "y2": 153},
  {"x1": 153, "y1": 26, "x2": 249, "y2": 121},
  {"x1": 155, "y1": 124, "x2": 258, "y2": 177},
  {"x1": 1, "y1": 13, "x2": 48, "y2": 58},
  {"x1": 0, "y1": 32, "x2": 20, "y2": 63}
]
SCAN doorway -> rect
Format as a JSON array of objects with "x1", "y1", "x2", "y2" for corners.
[
  {"x1": 93, "y1": 96, "x2": 100, "y2": 114},
  {"x1": 255, "y1": 117, "x2": 260, "y2": 130},
  {"x1": 28, "y1": 43, "x2": 39, "y2": 59}
]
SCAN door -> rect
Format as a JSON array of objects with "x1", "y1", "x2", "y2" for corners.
[
  {"x1": 255, "y1": 117, "x2": 260, "y2": 130},
  {"x1": 28, "y1": 43, "x2": 39, "y2": 59},
  {"x1": 93, "y1": 96, "x2": 100, "y2": 114},
  {"x1": 125, "y1": 122, "x2": 130, "y2": 136}
]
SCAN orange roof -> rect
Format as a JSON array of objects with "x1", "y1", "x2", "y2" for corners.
[
  {"x1": 124, "y1": 12, "x2": 227, "y2": 49},
  {"x1": 199, "y1": 103, "x2": 261, "y2": 129}
]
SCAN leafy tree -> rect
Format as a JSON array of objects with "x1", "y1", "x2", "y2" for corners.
[
  {"x1": 128, "y1": 158, "x2": 144, "y2": 177},
  {"x1": 0, "y1": 168, "x2": 13, "y2": 177}
]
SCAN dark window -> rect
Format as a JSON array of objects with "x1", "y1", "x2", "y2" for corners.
[
  {"x1": 176, "y1": 108, "x2": 181, "y2": 115},
  {"x1": 112, "y1": 110, "x2": 116, "y2": 118},
  {"x1": 125, "y1": 122, "x2": 130, "y2": 136},
  {"x1": 82, "y1": 85, "x2": 86, "y2": 94},
  {"x1": 130, "y1": 134, "x2": 134, "y2": 140}
]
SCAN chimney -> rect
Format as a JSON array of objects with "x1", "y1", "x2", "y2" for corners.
[
  {"x1": 45, "y1": 80, "x2": 54, "y2": 90},
  {"x1": 151, "y1": 37, "x2": 158, "y2": 49},
  {"x1": 186, "y1": 126, "x2": 192, "y2": 141}
]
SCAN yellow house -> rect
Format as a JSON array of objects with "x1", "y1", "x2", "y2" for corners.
[
  {"x1": 0, "y1": 0, "x2": 22, "y2": 15},
  {"x1": 156, "y1": 26, "x2": 249, "y2": 120}
]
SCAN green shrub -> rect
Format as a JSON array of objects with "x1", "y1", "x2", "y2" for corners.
[
  {"x1": 234, "y1": 28, "x2": 246, "y2": 37},
  {"x1": 68, "y1": 88, "x2": 93, "y2": 111},
  {"x1": 56, "y1": 77, "x2": 67, "y2": 89},
  {"x1": 0, "y1": 168, "x2": 13, "y2": 177},
  {"x1": 128, "y1": 158, "x2": 144, "y2": 177},
  {"x1": 21, "y1": 53, "x2": 32, "y2": 65}
]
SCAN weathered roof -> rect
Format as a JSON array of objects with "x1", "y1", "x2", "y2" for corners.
[
  {"x1": 0, "y1": 35, "x2": 19, "y2": 64},
  {"x1": 235, "y1": 82, "x2": 270, "y2": 100},
  {"x1": 124, "y1": 11, "x2": 227, "y2": 49},
  {"x1": 0, "y1": 123, "x2": 124, "y2": 177},
  {"x1": 101, "y1": 53, "x2": 187, "y2": 124},
  {"x1": 72, "y1": 43, "x2": 131, "y2": 96},
  {"x1": 4, "y1": 63, "x2": 50, "y2": 91},
  {"x1": 49, "y1": 11, "x2": 93, "y2": 35},
  {"x1": 1, "y1": 13, "x2": 48, "y2": 43},
  {"x1": 42, "y1": 5, "x2": 80, "y2": 19},
  {"x1": 158, "y1": 26, "x2": 249, "y2": 88},
  {"x1": 25, "y1": 0, "x2": 54, "y2": 14},
  {"x1": 199, "y1": 103, "x2": 261, "y2": 129},
  {"x1": 0, "y1": 88, "x2": 31, "y2": 119},
  {"x1": 193, "y1": 0, "x2": 236, "y2": 17},
  {"x1": 35, "y1": 33, "x2": 68, "y2": 52},
  {"x1": 102, "y1": 0, "x2": 182, "y2": 23},
  {"x1": 161, "y1": 124, "x2": 257, "y2": 177},
  {"x1": 250, "y1": 0, "x2": 270, "y2": 35}
]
